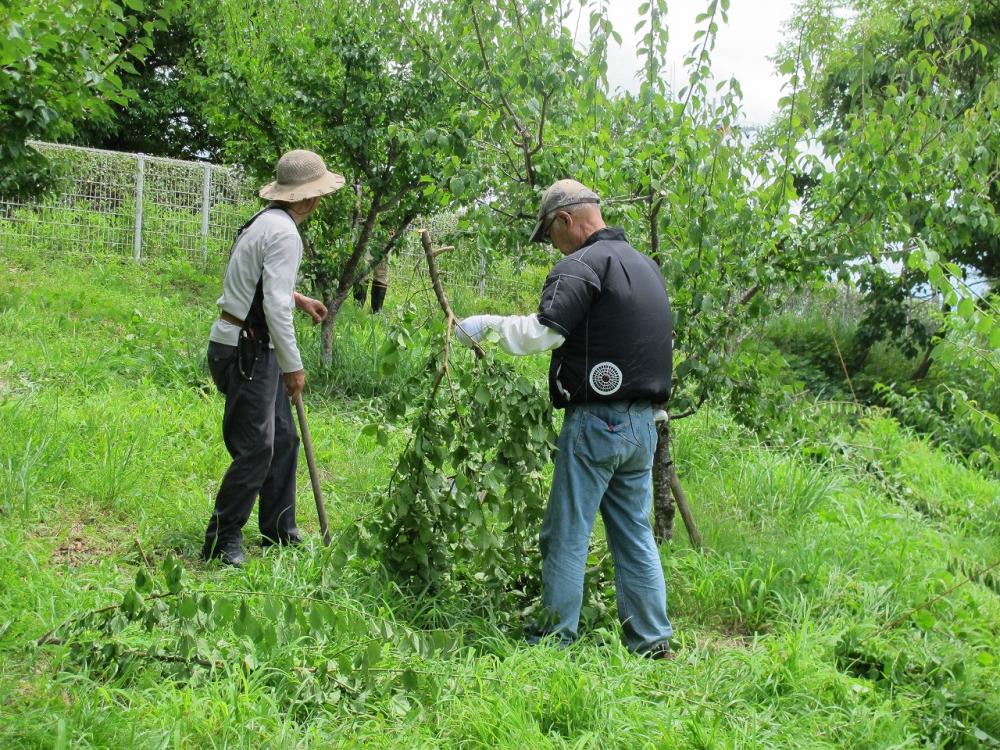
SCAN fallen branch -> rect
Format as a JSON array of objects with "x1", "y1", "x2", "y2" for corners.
[
  {"x1": 864, "y1": 556, "x2": 1000, "y2": 641},
  {"x1": 134, "y1": 537, "x2": 152, "y2": 570},
  {"x1": 36, "y1": 591, "x2": 178, "y2": 646}
]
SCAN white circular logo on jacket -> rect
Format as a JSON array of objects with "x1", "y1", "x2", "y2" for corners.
[{"x1": 589, "y1": 362, "x2": 622, "y2": 395}]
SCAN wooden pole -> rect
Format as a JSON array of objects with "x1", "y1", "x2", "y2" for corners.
[
  {"x1": 669, "y1": 459, "x2": 703, "y2": 550},
  {"x1": 294, "y1": 394, "x2": 331, "y2": 546},
  {"x1": 652, "y1": 414, "x2": 703, "y2": 550}
]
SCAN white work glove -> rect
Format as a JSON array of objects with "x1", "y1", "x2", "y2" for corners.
[{"x1": 455, "y1": 315, "x2": 501, "y2": 347}]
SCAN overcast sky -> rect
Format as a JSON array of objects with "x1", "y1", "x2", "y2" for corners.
[{"x1": 580, "y1": 0, "x2": 802, "y2": 126}]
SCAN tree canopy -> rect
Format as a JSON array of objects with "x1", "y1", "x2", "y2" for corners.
[
  {"x1": 781, "y1": 0, "x2": 999, "y2": 362},
  {"x1": 0, "y1": 0, "x2": 178, "y2": 195},
  {"x1": 6, "y1": 0, "x2": 998, "y2": 420}
]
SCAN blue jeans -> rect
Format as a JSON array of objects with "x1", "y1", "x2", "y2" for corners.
[{"x1": 531, "y1": 401, "x2": 672, "y2": 652}]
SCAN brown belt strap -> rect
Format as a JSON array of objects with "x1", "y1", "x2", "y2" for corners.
[{"x1": 219, "y1": 310, "x2": 244, "y2": 327}]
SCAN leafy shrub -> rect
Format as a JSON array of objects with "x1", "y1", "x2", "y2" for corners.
[{"x1": 875, "y1": 383, "x2": 1000, "y2": 474}]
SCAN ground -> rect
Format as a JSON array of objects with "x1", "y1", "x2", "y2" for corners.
[{"x1": 0, "y1": 250, "x2": 997, "y2": 749}]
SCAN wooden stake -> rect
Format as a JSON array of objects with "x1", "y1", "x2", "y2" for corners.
[
  {"x1": 652, "y1": 416, "x2": 703, "y2": 550},
  {"x1": 669, "y1": 459, "x2": 703, "y2": 550}
]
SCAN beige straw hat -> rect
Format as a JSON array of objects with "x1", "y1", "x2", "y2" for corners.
[{"x1": 259, "y1": 150, "x2": 346, "y2": 202}]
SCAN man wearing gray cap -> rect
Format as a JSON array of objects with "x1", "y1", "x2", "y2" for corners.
[
  {"x1": 203, "y1": 149, "x2": 345, "y2": 566},
  {"x1": 457, "y1": 179, "x2": 675, "y2": 659}
]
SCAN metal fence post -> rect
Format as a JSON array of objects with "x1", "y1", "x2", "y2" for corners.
[
  {"x1": 133, "y1": 154, "x2": 145, "y2": 261},
  {"x1": 201, "y1": 164, "x2": 212, "y2": 260}
]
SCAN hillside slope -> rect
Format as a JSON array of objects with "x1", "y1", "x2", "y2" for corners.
[{"x1": 0, "y1": 252, "x2": 998, "y2": 749}]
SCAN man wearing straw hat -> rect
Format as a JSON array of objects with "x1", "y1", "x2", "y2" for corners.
[{"x1": 203, "y1": 149, "x2": 345, "y2": 566}]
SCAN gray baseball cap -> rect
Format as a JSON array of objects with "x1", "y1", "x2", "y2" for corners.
[{"x1": 529, "y1": 179, "x2": 601, "y2": 243}]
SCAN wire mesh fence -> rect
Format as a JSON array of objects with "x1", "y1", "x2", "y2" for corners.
[
  {"x1": 0, "y1": 141, "x2": 254, "y2": 263},
  {"x1": 0, "y1": 141, "x2": 543, "y2": 309},
  {"x1": 388, "y1": 217, "x2": 546, "y2": 314}
]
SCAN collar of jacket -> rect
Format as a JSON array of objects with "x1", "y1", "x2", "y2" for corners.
[{"x1": 579, "y1": 226, "x2": 627, "y2": 249}]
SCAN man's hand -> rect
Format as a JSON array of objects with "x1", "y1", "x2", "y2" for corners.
[
  {"x1": 294, "y1": 293, "x2": 328, "y2": 325},
  {"x1": 455, "y1": 314, "x2": 500, "y2": 347},
  {"x1": 283, "y1": 369, "x2": 305, "y2": 401}
]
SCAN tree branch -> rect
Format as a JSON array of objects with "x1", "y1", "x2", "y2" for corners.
[
  {"x1": 420, "y1": 228, "x2": 484, "y2": 359},
  {"x1": 470, "y1": 3, "x2": 522, "y2": 129},
  {"x1": 528, "y1": 91, "x2": 551, "y2": 157}
]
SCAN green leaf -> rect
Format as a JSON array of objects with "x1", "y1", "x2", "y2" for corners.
[
  {"x1": 473, "y1": 384, "x2": 490, "y2": 405},
  {"x1": 400, "y1": 668, "x2": 419, "y2": 691},
  {"x1": 957, "y1": 297, "x2": 975, "y2": 321},
  {"x1": 905, "y1": 250, "x2": 926, "y2": 272},
  {"x1": 988, "y1": 326, "x2": 1000, "y2": 350},
  {"x1": 134, "y1": 568, "x2": 153, "y2": 594},
  {"x1": 121, "y1": 589, "x2": 142, "y2": 618},
  {"x1": 912, "y1": 609, "x2": 935, "y2": 631},
  {"x1": 309, "y1": 605, "x2": 325, "y2": 632},
  {"x1": 178, "y1": 595, "x2": 198, "y2": 620},
  {"x1": 365, "y1": 640, "x2": 382, "y2": 667},
  {"x1": 215, "y1": 598, "x2": 235, "y2": 624}
]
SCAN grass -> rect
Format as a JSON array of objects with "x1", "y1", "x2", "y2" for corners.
[{"x1": 0, "y1": 248, "x2": 998, "y2": 748}]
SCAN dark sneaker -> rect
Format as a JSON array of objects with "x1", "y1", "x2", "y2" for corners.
[
  {"x1": 260, "y1": 529, "x2": 303, "y2": 548},
  {"x1": 643, "y1": 642, "x2": 676, "y2": 661},
  {"x1": 203, "y1": 537, "x2": 245, "y2": 567}
]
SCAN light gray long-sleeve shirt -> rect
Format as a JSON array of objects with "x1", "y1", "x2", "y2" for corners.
[{"x1": 208, "y1": 208, "x2": 304, "y2": 373}]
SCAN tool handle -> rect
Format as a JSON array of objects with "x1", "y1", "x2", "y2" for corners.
[{"x1": 294, "y1": 394, "x2": 331, "y2": 546}]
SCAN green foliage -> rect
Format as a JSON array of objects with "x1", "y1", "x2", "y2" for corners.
[
  {"x1": 876, "y1": 383, "x2": 1000, "y2": 472},
  {"x1": 784, "y1": 0, "x2": 1000, "y2": 358},
  {"x1": 68, "y1": 1, "x2": 222, "y2": 160},
  {"x1": 747, "y1": 284, "x2": 1000, "y2": 475},
  {"x1": 901, "y1": 246, "x2": 1000, "y2": 467},
  {"x1": 38, "y1": 551, "x2": 467, "y2": 720},
  {"x1": 0, "y1": 0, "x2": 178, "y2": 197},
  {"x1": 195, "y1": 0, "x2": 476, "y2": 349},
  {"x1": 362, "y1": 313, "x2": 555, "y2": 593}
]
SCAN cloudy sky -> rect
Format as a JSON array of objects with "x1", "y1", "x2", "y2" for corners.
[{"x1": 579, "y1": 0, "x2": 802, "y2": 127}]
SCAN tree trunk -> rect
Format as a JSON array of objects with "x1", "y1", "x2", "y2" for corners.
[
  {"x1": 320, "y1": 287, "x2": 336, "y2": 366},
  {"x1": 319, "y1": 181, "x2": 364, "y2": 366},
  {"x1": 652, "y1": 419, "x2": 675, "y2": 543},
  {"x1": 911, "y1": 344, "x2": 934, "y2": 381},
  {"x1": 318, "y1": 204, "x2": 418, "y2": 364}
]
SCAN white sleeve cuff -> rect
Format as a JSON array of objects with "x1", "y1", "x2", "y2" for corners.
[{"x1": 491, "y1": 314, "x2": 566, "y2": 355}]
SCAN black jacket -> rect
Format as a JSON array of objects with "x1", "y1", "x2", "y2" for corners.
[{"x1": 537, "y1": 227, "x2": 672, "y2": 408}]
